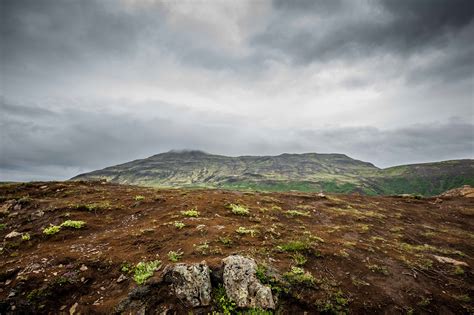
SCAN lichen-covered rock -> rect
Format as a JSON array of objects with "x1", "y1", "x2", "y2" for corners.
[
  {"x1": 163, "y1": 261, "x2": 211, "y2": 307},
  {"x1": 222, "y1": 255, "x2": 275, "y2": 309}
]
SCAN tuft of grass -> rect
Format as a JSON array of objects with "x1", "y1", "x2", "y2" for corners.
[
  {"x1": 60, "y1": 220, "x2": 86, "y2": 229},
  {"x1": 181, "y1": 208, "x2": 200, "y2": 217},
  {"x1": 453, "y1": 265, "x2": 464, "y2": 275},
  {"x1": 351, "y1": 276, "x2": 370, "y2": 287},
  {"x1": 277, "y1": 240, "x2": 311, "y2": 252},
  {"x1": 400, "y1": 242, "x2": 465, "y2": 257},
  {"x1": 390, "y1": 226, "x2": 404, "y2": 233},
  {"x1": 236, "y1": 226, "x2": 257, "y2": 237},
  {"x1": 291, "y1": 252, "x2": 308, "y2": 266},
  {"x1": 120, "y1": 262, "x2": 133, "y2": 273},
  {"x1": 22, "y1": 233, "x2": 31, "y2": 241},
  {"x1": 194, "y1": 241, "x2": 210, "y2": 255},
  {"x1": 134, "y1": 195, "x2": 145, "y2": 201},
  {"x1": 228, "y1": 203, "x2": 250, "y2": 216},
  {"x1": 43, "y1": 225, "x2": 61, "y2": 235},
  {"x1": 213, "y1": 285, "x2": 236, "y2": 314},
  {"x1": 283, "y1": 266, "x2": 315, "y2": 286},
  {"x1": 303, "y1": 231, "x2": 325, "y2": 243},
  {"x1": 367, "y1": 264, "x2": 390, "y2": 275},
  {"x1": 218, "y1": 236, "x2": 233, "y2": 247},
  {"x1": 452, "y1": 294, "x2": 470, "y2": 303},
  {"x1": 358, "y1": 224, "x2": 371, "y2": 232},
  {"x1": 285, "y1": 210, "x2": 310, "y2": 217},
  {"x1": 174, "y1": 221, "x2": 186, "y2": 229},
  {"x1": 0, "y1": 223, "x2": 6, "y2": 230},
  {"x1": 418, "y1": 297, "x2": 431, "y2": 307},
  {"x1": 316, "y1": 290, "x2": 350, "y2": 314},
  {"x1": 133, "y1": 260, "x2": 161, "y2": 285},
  {"x1": 76, "y1": 201, "x2": 110, "y2": 212},
  {"x1": 168, "y1": 249, "x2": 184, "y2": 262}
]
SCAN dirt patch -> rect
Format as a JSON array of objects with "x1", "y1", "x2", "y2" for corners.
[{"x1": 0, "y1": 181, "x2": 473, "y2": 314}]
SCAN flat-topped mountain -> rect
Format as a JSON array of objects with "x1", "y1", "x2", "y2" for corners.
[{"x1": 72, "y1": 150, "x2": 474, "y2": 195}]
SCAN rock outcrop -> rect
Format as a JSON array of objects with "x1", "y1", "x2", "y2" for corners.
[
  {"x1": 439, "y1": 185, "x2": 474, "y2": 198},
  {"x1": 163, "y1": 261, "x2": 212, "y2": 307},
  {"x1": 222, "y1": 255, "x2": 275, "y2": 309}
]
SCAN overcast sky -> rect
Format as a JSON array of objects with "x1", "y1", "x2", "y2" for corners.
[{"x1": 1, "y1": 0, "x2": 473, "y2": 181}]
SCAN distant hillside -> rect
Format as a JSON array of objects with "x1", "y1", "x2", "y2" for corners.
[{"x1": 72, "y1": 150, "x2": 474, "y2": 195}]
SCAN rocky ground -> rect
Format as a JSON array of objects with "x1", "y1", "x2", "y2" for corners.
[{"x1": 0, "y1": 181, "x2": 473, "y2": 314}]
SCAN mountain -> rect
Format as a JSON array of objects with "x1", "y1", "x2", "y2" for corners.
[{"x1": 72, "y1": 150, "x2": 474, "y2": 196}]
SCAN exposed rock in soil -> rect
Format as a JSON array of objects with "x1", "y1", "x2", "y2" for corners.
[
  {"x1": 433, "y1": 255, "x2": 469, "y2": 266},
  {"x1": 0, "y1": 200, "x2": 15, "y2": 215},
  {"x1": 4, "y1": 231, "x2": 22, "y2": 239},
  {"x1": 440, "y1": 185, "x2": 474, "y2": 198},
  {"x1": 222, "y1": 255, "x2": 275, "y2": 309},
  {"x1": 163, "y1": 261, "x2": 212, "y2": 307}
]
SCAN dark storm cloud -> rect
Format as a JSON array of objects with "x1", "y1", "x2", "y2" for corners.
[
  {"x1": 273, "y1": 0, "x2": 344, "y2": 13},
  {"x1": 1, "y1": 0, "x2": 149, "y2": 57},
  {"x1": 0, "y1": 0, "x2": 252, "y2": 77},
  {"x1": 252, "y1": 0, "x2": 474, "y2": 83}
]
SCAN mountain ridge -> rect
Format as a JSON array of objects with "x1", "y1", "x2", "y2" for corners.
[{"x1": 72, "y1": 150, "x2": 474, "y2": 196}]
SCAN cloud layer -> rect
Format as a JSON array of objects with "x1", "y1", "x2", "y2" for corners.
[{"x1": 1, "y1": 0, "x2": 473, "y2": 180}]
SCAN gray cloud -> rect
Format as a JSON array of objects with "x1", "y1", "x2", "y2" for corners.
[
  {"x1": 1, "y1": 98, "x2": 472, "y2": 181},
  {"x1": 0, "y1": 0, "x2": 472, "y2": 181},
  {"x1": 252, "y1": 0, "x2": 474, "y2": 83}
]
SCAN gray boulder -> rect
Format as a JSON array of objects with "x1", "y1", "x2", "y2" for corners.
[
  {"x1": 163, "y1": 261, "x2": 211, "y2": 307},
  {"x1": 222, "y1": 255, "x2": 275, "y2": 309}
]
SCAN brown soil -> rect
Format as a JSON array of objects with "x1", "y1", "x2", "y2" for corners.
[{"x1": 0, "y1": 181, "x2": 473, "y2": 314}]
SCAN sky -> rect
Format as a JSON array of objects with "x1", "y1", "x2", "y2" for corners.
[{"x1": 1, "y1": 0, "x2": 473, "y2": 181}]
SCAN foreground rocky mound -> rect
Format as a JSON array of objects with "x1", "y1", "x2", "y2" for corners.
[
  {"x1": 117, "y1": 256, "x2": 275, "y2": 313},
  {"x1": 0, "y1": 181, "x2": 473, "y2": 314}
]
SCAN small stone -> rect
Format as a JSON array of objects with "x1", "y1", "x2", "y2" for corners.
[
  {"x1": 5, "y1": 279, "x2": 12, "y2": 285},
  {"x1": 60, "y1": 305, "x2": 67, "y2": 310},
  {"x1": 40, "y1": 185, "x2": 48, "y2": 189},
  {"x1": 13, "y1": 204, "x2": 22, "y2": 211},
  {"x1": 8, "y1": 291, "x2": 15, "y2": 298},
  {"x1": 79, "y1": 265, "x2": 88, "y2": 272},
  {"x1": 81, "y1": 277, "x2": 85, "y2": 282},
  {"x1": 11, "y1": 305, "x2": 16, "y2": 311},
  {"x1": 116, "y1": 274, "x2": 127, "y2": 283},
  {"x1": 5, "y1": 231, "x2": 22, "y2": 239},
  {"x1": 100, "y1": 286, "x2": 105, "y2": 291}
]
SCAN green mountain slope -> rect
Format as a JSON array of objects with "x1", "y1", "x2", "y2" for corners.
[{"x1": 71, "y1": 150, "x2": 474, "y2": 195}]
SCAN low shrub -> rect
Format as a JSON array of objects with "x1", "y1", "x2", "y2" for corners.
[{"x1": 228, "y1": 203, "x2": 250, "y2": 216}]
